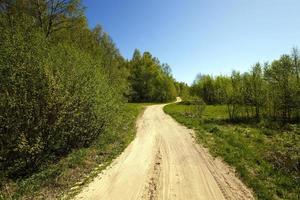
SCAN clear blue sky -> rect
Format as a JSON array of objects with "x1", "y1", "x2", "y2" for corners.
[{"x1": 82, "y1": 0, "x2": 300, "y2": 84}]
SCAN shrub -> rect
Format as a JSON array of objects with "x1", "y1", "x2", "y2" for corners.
[
  {"x1": 0, "y1": 27, "x2": 50, "y2": 177},
  {"x1": 0, "y1": 27, "x2": 122, "y2": 178}
]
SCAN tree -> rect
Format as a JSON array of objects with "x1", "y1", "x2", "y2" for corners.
[
  {"x1": 32, "y1": 0, "x2": 84, "y2": 37},
  {"x1": 0, "y1": 0, "x2": 126, "y2": 178},
  {"x1": 291, "y1": 47, "x2": 300, "y2": 82},
  {"x1": 0, "y1": 0, "x2": 85, "y2": 38},
  {"x1": 265, "y1": 55, "x2": 295, "y2": 121},
  {"x1": 191, "y1": 48, "x2": 300, "y2": 123},
  {"x1": 175, "y1": 82, "x2": 190, "y2": 99},
  {"x1": 250, "y1": 63, "x2": 265, "y2": 119},
  {"x1": 191, "y1": 75, "x2": 216, "y2": 104},
  {"x1": 127, "y1": 50, "x2": 177, "y2": 102}
]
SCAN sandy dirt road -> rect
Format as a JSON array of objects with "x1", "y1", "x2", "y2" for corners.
[{"x1": 74, "y1": 100, "x2": 254, "y2": 200}]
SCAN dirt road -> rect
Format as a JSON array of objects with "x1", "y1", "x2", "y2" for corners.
[{"x1": 74, "y1": 101, "x2": 254, "y2": 200}]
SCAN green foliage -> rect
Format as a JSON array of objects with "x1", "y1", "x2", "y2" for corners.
[
  {"x1": 264, "y1": 55, "x2": 300, "y2": 122},
  {"x1": 0, "y1": 0, "x2": 123, "y2": 180},
  {"x1": 191, "y1": 74, "x2": 230, "y2": 105},
  {"x1": 164, "y1": 104, "x2": 300, "y2": 200},
  {"x1": 0, "y1": 103, "x2": 145, "y2": 199},
  {"x1": 127, "y1": 49, "x2": 177, "y2": 102},
  {"x1": 0, "y1": 25, "x2": 50, "y2": 177},
  {"x1": 191, "y1": 50, "x2": 300, "y2": 123},
  {"x1": 175, "y1": 82, "x2": 190, "y2": 100}
]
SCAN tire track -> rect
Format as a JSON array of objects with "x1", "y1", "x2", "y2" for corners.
[{"x1": 74, "y1": 100, "x2": 254, "y2": 200}]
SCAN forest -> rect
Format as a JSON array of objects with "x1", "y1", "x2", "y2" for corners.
[
  {"x1": 191, "y1": 49, "x2": 300, "y2": 123},
  {"x1": 0, "y1": 0, "x2": 180, "y2": 197}
]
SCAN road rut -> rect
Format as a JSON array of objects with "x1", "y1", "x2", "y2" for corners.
[{"x1": 74, "y1": 102, "x2": 254, "y2": 200}]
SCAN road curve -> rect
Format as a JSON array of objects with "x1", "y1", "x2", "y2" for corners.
[{"x1": 74, "y1": 101, "x2": 254, "y2": 200}]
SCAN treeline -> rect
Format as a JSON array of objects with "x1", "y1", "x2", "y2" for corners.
[
  {"x1": 191, "y1": 49, "x2": 300, "y2": 122},
  {"x1": 0, "y1": 0, "x2": 177, "y2": 179},
  {"x1": 175, "y1": 81, "x2": 190, "y2": 100},
  {"x1": 127, "y1": 50, "x2": 177, "y2": 102}
]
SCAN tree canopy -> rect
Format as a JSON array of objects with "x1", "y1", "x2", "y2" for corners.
[
  {"x1": 191, "y1": 49, "x2": 300, "y2": 122},
  {"x1": 127, "y1": 49, "x2": 177, "y2": 102}
]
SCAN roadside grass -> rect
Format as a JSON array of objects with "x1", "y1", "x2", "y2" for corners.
[
  {"x1": 164, "y1": 104, "x2": 300, "y2": 200},
  {"x1": 0, "y1": 103, "x2": 149, "y2": 200}
]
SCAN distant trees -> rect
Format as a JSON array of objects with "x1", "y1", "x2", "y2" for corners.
[
  {"x1": 192, "y1": 49, "x2": 300, "y2": 122},
  {"x1": 127, "y1": 49, "x2": 177, "y2": 102},
  {"x1": 264, "y1": 55, "x2": 299, "y2": 122},
  {"x1": 191, "y1": 74, "x2": 230, "y2": 105},
  {"x1": 175, "y1": 82, "x2": 190, "y2": 100}
]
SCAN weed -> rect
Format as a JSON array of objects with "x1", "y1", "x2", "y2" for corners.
[{"x1": 164, "y1": 103, "x2": 300, "y2": 200}]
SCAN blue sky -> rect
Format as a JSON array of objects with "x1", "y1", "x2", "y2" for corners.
[{"x1": 82, "y1": 0, "x2": 300, "y2": 84}]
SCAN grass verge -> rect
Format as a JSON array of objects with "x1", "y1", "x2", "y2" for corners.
[
  {"x1": 0, "y1": 103, "x2": 148, "y2": 200},
  {"x1": 164, "y1": 103, "x2": 300, "y2": 200}
]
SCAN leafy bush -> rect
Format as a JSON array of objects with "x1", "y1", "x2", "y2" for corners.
[
  {"x1": 0, "y1": 26, "x2": 122, "y2": 178},
  {"x1": 0, "y1": 27, "x2": 50, "y2": 177}
]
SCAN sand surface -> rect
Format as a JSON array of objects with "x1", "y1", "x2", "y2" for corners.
[{"x1": 74, "y1": 99, "x2": 254, "y2": 200}]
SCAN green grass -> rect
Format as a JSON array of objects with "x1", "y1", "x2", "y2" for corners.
[
  {"x1": 164, "y1": 103, "x2": 300, "y2": 200},
  {"x1": 0, "y1": 103, "x2": 147, "y2": 200},
  {"x1": 202, "y1": 105, "x2": 229, "y2": 120}
]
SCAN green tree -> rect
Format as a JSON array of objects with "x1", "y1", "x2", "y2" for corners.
[
  {"x1": 250, "y1": 63, "x2": 265, "y2": 119},
  {"x1": 265, "y1": 55, "x2": 295, "y2": 121},
  {"x1": 0, "y1": 0, "x2": 126, "y2": 178},
  {"x1": 127, "y1": 50, "x2": 177, "y2": 102}
]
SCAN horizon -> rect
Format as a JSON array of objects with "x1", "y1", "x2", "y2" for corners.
[{"x1": 82, "y1": 0, "x2": 300, "y2": 84}]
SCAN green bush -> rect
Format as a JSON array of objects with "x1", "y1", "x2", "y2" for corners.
[
  {"x1": 0, "y1": 27, "x2": 122, "y2": 178},
  {"x1": 0, "y1": 27, "x2": 50, "y2": 177}
]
